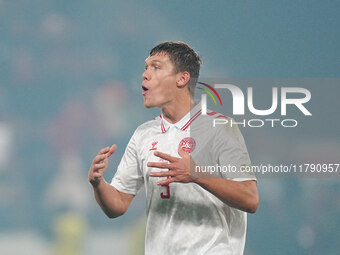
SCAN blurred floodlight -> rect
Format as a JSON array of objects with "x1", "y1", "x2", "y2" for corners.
[{"x1": 41, "y1": 13, "x2": 67, "y2": 38}]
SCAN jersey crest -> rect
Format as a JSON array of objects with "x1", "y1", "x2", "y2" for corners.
[{"x1": 179, "y1": 137, "x2": 196, "y2": 154}]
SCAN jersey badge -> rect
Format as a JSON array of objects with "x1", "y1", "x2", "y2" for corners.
[{"x1": 179, "y1": 137, "x2": 196, "y2": 154}]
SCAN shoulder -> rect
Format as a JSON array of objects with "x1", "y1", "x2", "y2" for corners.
[
  {"x1": 195, "y1": 109, "x2": 231, "y2": 130},
  {"x1": 124, "y1": 115, "x2": 161, "y2": 148},
  {"x1": 133, "y1": 115, "x2": 162, "y2": 136},
  {"x1": 195, "y1": 110, "x2": 245, "y2": 141}
]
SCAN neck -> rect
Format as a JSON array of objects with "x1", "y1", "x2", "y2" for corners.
[{"x1": 162, "y1": 95, "x2": 196, "y2": 124}]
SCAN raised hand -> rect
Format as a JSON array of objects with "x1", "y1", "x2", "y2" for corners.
[
  {"x1": 89, "y1": 145, "x2": 117, "y2": 186},
  {"x1": 148, "y1": 145, "x2": 198, "y2": 185}
]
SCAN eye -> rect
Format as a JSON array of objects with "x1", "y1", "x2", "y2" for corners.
[{"x1": 154, "y1": 65, "x2": 160, "y2": 70}]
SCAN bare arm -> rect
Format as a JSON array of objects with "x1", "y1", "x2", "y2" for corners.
[
  {"x1": 148, "y1": 148, "x2": 259, "y2": 214},
  {"x1": 194, "y1": 178, "x2": 258, "y2": 213},
  {"x1": 89, "y1": 145, "x2": 134, "y2": 218}
]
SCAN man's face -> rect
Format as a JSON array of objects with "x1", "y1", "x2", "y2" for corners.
[{"x1": 142, "y1": 52, "x2": 179, "y2": 108}]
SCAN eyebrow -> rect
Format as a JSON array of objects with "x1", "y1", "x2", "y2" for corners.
[{"x1": 145, "y1": 59, "x2": 162, "y2": 65}]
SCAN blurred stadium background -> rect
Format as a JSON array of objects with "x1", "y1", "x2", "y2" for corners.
[{"x1": 0, "y1": 0, "x2": 339, "y2": 254}]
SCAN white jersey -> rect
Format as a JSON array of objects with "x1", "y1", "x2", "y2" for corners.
[{"x1": 111, "y1": 103, "x2": 256, "y2": 255}]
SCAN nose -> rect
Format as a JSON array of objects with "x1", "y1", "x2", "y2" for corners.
[{"x1": 142, "y1": 69, "x2": 150, "y2": 81}]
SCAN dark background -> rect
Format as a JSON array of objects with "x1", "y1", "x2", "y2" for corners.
[{"x1": 0, "y1": 0, "x2": 339, "y2": 254}]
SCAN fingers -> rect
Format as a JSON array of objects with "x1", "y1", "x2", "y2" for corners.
[
  {"x1": 93, "y1": 154, "x2": 107, "y2": 164},
  {"x1": 94, "y1": 162, "x2": 106, "y2": 169},
  {"x1": 147, "y1": 161, "x2": 173, "y2": 169},
  {"x1": 90, "y1": 144, "x2": 117, "y2": 176},
  {"x1": 94, "y1": 144, "x2": 117, "y2": 162},
  {"x1": 149, "y1": 170, "x2": 175, "y2": 177},
  {"x1": 99, "y1": 146, "x2": 110, "y2": 155},
  {"x1": 90, "y1": 145, "x2": 117, "y2": 185},
  {"x1": 157, "y1": 177, "x2": 175, "y2": 186},
  {"x1": 154, "y1": 151, "x2": 177, "y2": 162},
  {"x1": 177, "y1": 145, "x2": 188, "y2": 157},
  {"x1": 90, "y1": 159, "x2": 107, "y2": 174},
  {"x1": 149, "y1": 171, "x2": 176, "y2": 185},
  {"x1": 107, "y1": 144, "x2": 117, "y2": 158}
]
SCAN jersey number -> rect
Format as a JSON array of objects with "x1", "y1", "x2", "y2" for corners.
[{"x1": 160, "y1": 176, "x2": 170, "y2": 199}]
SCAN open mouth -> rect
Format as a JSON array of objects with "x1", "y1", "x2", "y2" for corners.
[{"x1": 142, "y1": 86, "x2": 149, "y2": 95}]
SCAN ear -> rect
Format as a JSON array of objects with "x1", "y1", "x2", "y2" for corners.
[{"x1": 176, "y1": 71, "x2": 190, "y2": 88}]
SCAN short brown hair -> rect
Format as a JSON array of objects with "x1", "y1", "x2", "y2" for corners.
[{"x1": 150, "y1": 41, "x2": 202, "y2": 96}]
